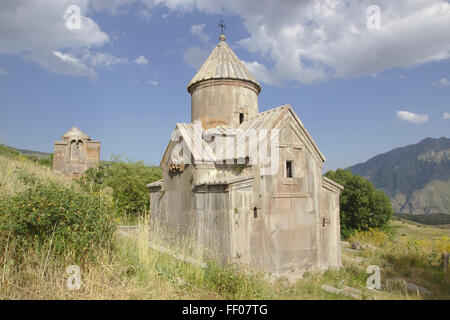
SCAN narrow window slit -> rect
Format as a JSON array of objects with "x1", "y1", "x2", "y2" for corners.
[{"x1": 286, "y1": 161, "x2": 293, "y2": 178}]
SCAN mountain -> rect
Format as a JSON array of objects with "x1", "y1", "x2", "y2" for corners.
[{"x1": 349, "y1": 137, "x2": 450, "y2": 215}]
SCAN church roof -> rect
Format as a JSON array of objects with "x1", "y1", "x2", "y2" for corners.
[
  {"x1": 187, "y1": 34, "x2": 261, "y2": 93},
  {"x1": 62, "y1": 126, "x2": 90, "y2": 140},
  {"x1": 231, "y1": 104, "x2": 326, "y2": 162},
  {"x1": 146, "y1": 178, "x2": 163, "y2": 189},
  {"x1": 160, "y1": 104, "x2": 326, "y2": 167}
]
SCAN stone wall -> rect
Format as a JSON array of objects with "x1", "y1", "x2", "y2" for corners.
[
  {"x1": 149, "y1": 112, "x2": 342, "y2": 275},
  {"x1": 191, "y1": 80, "x2": 259, "y2": 129},
  {"x1": 52, "y1": 139, "x2": 100, "y2": 178}
]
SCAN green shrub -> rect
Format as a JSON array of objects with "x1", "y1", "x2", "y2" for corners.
[
  {"x1": 0, "y1": 144, "x2": 53, "y2": 168},
  {"x1": 0, "y1": 175, "x2": 117, "y2": 259},
  {"x1": 203, "y1": 261, "x2": 272, "y2": 299},
  {"x1": 37, "y1": 154, "x2": 53, "y2": 168},
  {"x1": 325, "y1": 169, "x2": 393, "y2": 239},
  {"x1": 78, "y1": 155, "x2": 162, "y2": 217},
  {"x1": 0, "y1": 145, "x2": 21, "y2": 158}
]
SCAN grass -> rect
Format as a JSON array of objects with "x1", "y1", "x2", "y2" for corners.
[{"x1": 0, "y1": 154, "x2": 449, "y2": 300}]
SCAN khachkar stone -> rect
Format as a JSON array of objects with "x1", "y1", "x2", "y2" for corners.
[{"x1": 52, "y1": 126, "x2": 100, "y2": 178}]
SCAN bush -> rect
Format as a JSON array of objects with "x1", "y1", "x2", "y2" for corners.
[
  {"x1": 0, "y1": 145, "x2": 20, "y2": 157},
  {"x1": 349, "y1": 229, "x2": 390, "y2": 247},
  {"x1": 325, "y1": 169, "x2": 393, "y2": 239},
  {"x1": 37, "y1": 154, "x2": 53, "y2": 168},
  {"x1": 0, "y1": 144, "x2": 53, "y2": 168},
  {"x1": 0, "y1": 172, "x2": 117, "y2": 259},
  {"x1": 203, "y1": 261, "x2": 272, "y2": 299},
  {"x1": 78, "y1": 155, "x2": 162, "y2": 218}
]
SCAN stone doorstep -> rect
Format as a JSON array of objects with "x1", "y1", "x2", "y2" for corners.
[
  {"x1": 346, "y1": 256, "x2": 367, "y2": 263},
  {"x1": 405, "y1": 282, "x2": 431, "y2": 295},
  {"x1": 321, "y1": 284, "x2": 362, "y2": 300},
  {"x1": 383, "y1": 279, "x2": 431, "y2": 296},
  {"x1": 342, "y1": 285, "x2": 363, "y2": 296}
]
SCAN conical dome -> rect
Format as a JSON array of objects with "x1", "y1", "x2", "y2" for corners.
[
  {"x1": 187, "y1": 34, "x2": 261, "y2": 93},
  {"x1": 188, "y1": 33, "x2": 261, "y2": 129}
]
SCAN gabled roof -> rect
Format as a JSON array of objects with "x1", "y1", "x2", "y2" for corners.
[
  {"x1": 234, "y1": 104, "x2": 326, "y2": 162},
  {"x1": 187, "y1": 34, "x2": 261, "y2": 93},
  {"x1": 62, "y1": 126, "x2": 90, "y2": 140},
  {"x1": 159, "y1": 104, "x2": 326, "y2": 167},
  {"x1": 160, "y1": 122, "x2": 217, "y2": 167},
  {"x1": 146, "y1": 178, "x2": 163, "y2": 189},
  {"x1": 238, "y1": 104, "x2": 289, "y2": 133},
  {"x1": 322, "y1": 176, "x2": 344, "y2": 192}
]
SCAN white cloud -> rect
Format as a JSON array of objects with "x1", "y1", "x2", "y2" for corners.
[
  {"x1": 0, "y1": 0, "x2": 110, "y2": 77},
  {"x1": 244, "y1": 61, "x2": 279, "y2": 85},
  {"x1": 134, "y1": 0, "x2": 450, "y2": 84},
  {"x1": 432, "y1": 77, "x2": 450, "y2": 87},
  {"x1": 397, "y1": 111, "x2": 428, "y2": 124},
  {"x1": 5, "y1": 0, "x2": 450, "y2": 84},
  {"x1": 90, "y1": 0, "x2": 138, "y2": 14},
  {"x1": 148, "y1": 80, "x2": 159, "y2": 86},
  {"x1": 0, "y1": 68, "x2": 7, "y2": 75},
  {"x1": 83, "y1": 52, "x2": 128, "y2": 68},
  {"x1": 134, "y1": 55, "x2": 149, "y2": 65},
  {"x1": 183, "y1": 46, "x2": 209, "y2": 69},
  {"x1": 52, "y1": 50, "x2": 97, "y2": 77},
  {"x1": 139, "y1": 9, "x2": 152, "y2": 20},
  {"x1": 190, "y1": 24, "x2": 209, "y2": 44},
  {"x1": 443, "y1": 112, "x2": 450, "y2": 119}
]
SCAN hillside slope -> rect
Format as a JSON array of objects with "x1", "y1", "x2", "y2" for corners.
[
  {"x1": 349, "y1": 137, "x2": 450, "y2": 215},
  {"x1": 0, "y1": 144, "x2": 52, "y2": 160}
]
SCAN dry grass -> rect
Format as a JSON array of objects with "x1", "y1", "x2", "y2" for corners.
[
  {"x1": 0, "y1": 155, "x2": 71, "y2": 196},
  {"x1": 1, "y1": 220, "x2": 448, "y2": 300},
  {"x1": 345, "y1": 225, "x2": 450, "y2": 299},
  {"x1": 0, "y1": 155, "x2": 449, "y2": 300}
]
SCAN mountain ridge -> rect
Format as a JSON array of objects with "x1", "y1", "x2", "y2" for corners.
[{"x1": 349, "y1": 137, "x2": 450, "y2": 215}]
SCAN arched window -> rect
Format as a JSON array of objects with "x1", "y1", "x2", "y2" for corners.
[
  {"x1": 70, "y1": 140, "x2": 83, "y2": 160},
  {"x1": 239, "y1": 113, "x2": 244, "y2": 124},
  {"x1": 253, "y1": 207, "x2": 258, "y2": 219}
]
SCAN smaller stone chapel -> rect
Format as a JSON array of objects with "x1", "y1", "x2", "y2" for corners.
[
  {"x1": 52, "y1": 126, "x2": 100, "y2": 178},
  {"x1": 147, "y1": 32, "x2": 343, "y2": 275}
]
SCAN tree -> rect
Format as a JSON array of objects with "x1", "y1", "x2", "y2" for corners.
[
  {"x1": 325, "y1": 169, "x2": 393, "y2": 238},
  {"x1": 78, "y1": 155, "x2": 162, "y2": 218}
]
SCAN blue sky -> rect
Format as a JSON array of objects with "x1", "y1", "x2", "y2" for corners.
[{"x1": 0, "y1": 0, "x2": 449, "y2": 170}]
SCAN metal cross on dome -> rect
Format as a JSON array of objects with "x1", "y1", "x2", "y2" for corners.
[{"x1": 218, "y1": 19, "x2": 226, "y2": 34}]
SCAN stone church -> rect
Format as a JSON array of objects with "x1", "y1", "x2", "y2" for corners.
[
  {"x1": 147, "y1": 33, "x2": 343, "y2": 275},
  {"x1": 52, "y1": 126, "x2": 100, "y2": 178}
]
